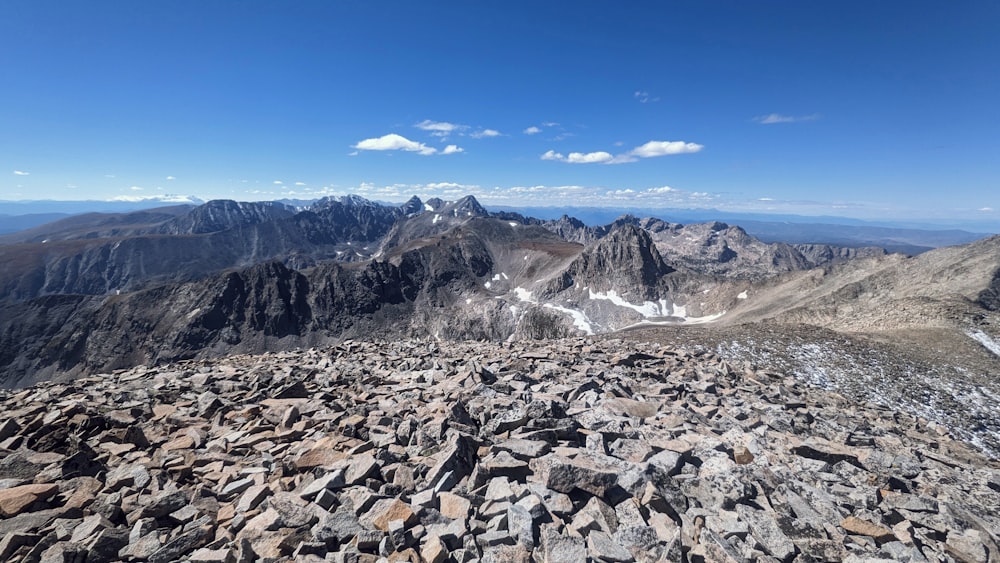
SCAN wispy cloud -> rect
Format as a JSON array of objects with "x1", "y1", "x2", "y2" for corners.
[
  {"x1": 353, "y1": 133, "x2": 461, "y2": 156},
  {"x1": 541, "y1": 150, "x2": 615, "y2": 164},
  {"x1": 471, "y1": 129, "x2": 501, "y2": 138},
  {"x1": 414, "y1": 119, "x2": 465, "y2": 137},
  {"x1": 634, "y1": 90, "x2": 660, "y2": 103},
  {"x1": 523, "y1": 126, "x2": 542, "y2": 135},
  {"x1": 752, "y1": 113, "x2": 820, "y2": 124},
  {"x1": 273, "y1": 180, "x2": 284, "y2": 185},
  {"x1": 165, "y1": 175, "x2": 176, "y2": 180},
  {"x1": 130, "y1": 186, "x2": 143, "y2": 191},
  {"x1": 979, "y1": 207, "x2": 994, "y2": 212},
  {"x1": 541, "y1": 139, "x2": 703, "y2": 164},
  {"x1": 13, "y1": 170, "x2": 29, "y2": 176},
  {"x1": 295, "y1": 181, "x2": 307, "y2": 186}
]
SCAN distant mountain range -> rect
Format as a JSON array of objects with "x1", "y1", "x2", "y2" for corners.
[
  {"x1": 1, "y1": 194, "x2": 998, "y2": 392},
  {"x1": 2, "y1": 196, "x2": 992, "y2": 254}
]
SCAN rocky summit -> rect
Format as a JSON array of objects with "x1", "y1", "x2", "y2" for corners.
[{"x1": 1, "y1": 337, "x2": 998, "y2": 563}]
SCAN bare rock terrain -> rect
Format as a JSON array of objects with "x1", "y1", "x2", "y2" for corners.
[{"x1": 1, "y1": 338, "x2": 998, "y2": 562}]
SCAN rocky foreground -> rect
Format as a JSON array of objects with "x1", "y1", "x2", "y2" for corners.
[{"x1": 0, "y1": 339, "x2": 998, "y2": 562}]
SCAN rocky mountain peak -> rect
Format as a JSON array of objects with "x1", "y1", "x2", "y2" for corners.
[
  {"x1": 442, "y1": 195, "x2": 489, "y2": 218},
  {"x1": 400, "y1": 195, "x2": 424, "y2": 216},
  {"x1": 552, "y1": 223, "x2": 676, "y2": 298}
]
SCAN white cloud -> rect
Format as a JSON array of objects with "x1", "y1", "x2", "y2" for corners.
[
  {"x1": 542, "y1": 121, "x2": 559, "y2": 127},
  {"x1": 541, "y1": 140, "x2": 702, "y2": 164},
  {"x1": 979, "y1": 207, "x2": 994, "y2": 212},
  {"x1": 13, "y1": 170, "x2": 29, "y2": 176},
  {"x1": 130, "y1": 186, "x2": 143, "y2": 191},
  {"x1": 630, "y1": 140, "x2": 704, "y2": 157},
  {"x1": 753, "y1": 113, "x2": 820, "y2": 124},
  {"x1": 414, "y1": 120, "x2": 467, "y2": 137},
  {"x1": 634, "y1": 90, "x2": 660, "y2": 103},
  {"x1": 442, "y1": 144, "x2": 464, "y2": 155},
  {"x1": 567, "y1": 151, "x2": 614, "y2": 164},
  {"x1": 523, "y1": 126, "x2": 542, "y2": 135},
  {"x1": 273, "y1": 180, "x2": 284, "y2": 185},
  {"x1": 295, "y1": 182, "x2": 307, "y2": 186},
  {"x1": 471, "y1": 129, "x2": 501, "y2": 138},
  {"x1": 165, "y1": 175, "x2": 176, "y2": 180},
  {"x1": 353, "y1": 133, "x2": 438, "y2": 156}
]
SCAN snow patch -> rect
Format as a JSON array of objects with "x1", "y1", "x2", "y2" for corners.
[
  {"x1": 588, "y1": 289, "x2": 662, "y2": 317},
  {"x1": 737, "y1": 291, "x2": 748, "y2": 300},
  {"x1": 492, "y1": 274, "x2": 502, "y2": 282},
  {"x1": 509, "y1": 222, "x2": 518, "y2": 227},
  {"x1": 465, "y1": 298, "x2": 472, "y2": 305},
  {"x1": 501, "y1": 272, "x2": 509, "y2": 280},
  {"x1": 543, "y1": 304, "x2": 594, "y2": 335},
  {"x1": 968, "y1": 330, "x2": 1000, "y2": 358},
  {"x1": 514, "y1": 287, "x2": 536, "y2": 303},
  {"x1": 484, "y1": 281, "x2": 492, "y2": 289},
  {"x1": 432, "y1": 214, "x2": 441, "y2": 224},
  {"x1": 424, "y1": 203, "x2": 433, "y2": 211}
]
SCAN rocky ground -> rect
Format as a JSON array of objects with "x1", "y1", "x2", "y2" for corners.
[{"x1": 1, "y1": 338, "x2": 999, "y2": 562}]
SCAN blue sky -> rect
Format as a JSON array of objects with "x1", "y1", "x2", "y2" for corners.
[{"x1": 1, "y1": 1, "x2": 998, "y2": 220}]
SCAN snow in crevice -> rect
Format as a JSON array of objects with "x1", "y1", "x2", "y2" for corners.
[
  {"x1": 737, "y1": 291, "x2": 748, "y2": 300},
  {"x1": 432, "y1": 214, "x2": 441, "y2": 224},
  {"x1": 424, "y1": 203, "x2": 434, "y2": 211},
  {"x1": 509, "y1": 222, "x2": 518, "y2": 227},
  {"x1": 968, "y1": 330, "x2": 1000, "y2": 358},
  {"x1": 543, "y1": 304, "x2": 594, "y2": 335}
]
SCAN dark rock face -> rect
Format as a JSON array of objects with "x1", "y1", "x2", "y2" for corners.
[{"x1": 548, "y1": 224, "x2": 676, "y2": 299}]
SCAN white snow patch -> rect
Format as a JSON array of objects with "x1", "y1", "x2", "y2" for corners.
[
  {"x1": 509, "y1": 222, "x2": 518, "y2": 227},
  {"x1": 424, "y1": 203, "x2": 433, "y2": 211},
  {"x1": 432, "y1": 214, "x2": 441, "y2": 224},
  {"x1": 523, "y1": 255, "x2": 528, "y2": 261},
  {"x1": 619, "y1": 311, "x2": 726, "y2": 330},
  {"x1": 484, "y1": 281, "x2": 492, "y2": 289},
  {"x1": 514, "y1": 287, "x2": 536, "y2": 303},
  {"x1": 186, "y1": 308, "x2": 202, "y2": 320},
  {"x1": 543, "y1": 304, "x2": 594, "y2": 335},
  {"x1": 465, "y1": 298, "x2": 472, "y2": 304},
  {"x1": 588, "y1": 289, "x2": 662, "y2": 317},
  {"x1": 969, "y1": 330, "x2": 1000, "y2": 358},
  {"x1": 501, "y1": 272, "x2": 509, "y2": 280},
  {"x1": 737, "y1": 291, "x2": 748, "y2": 300},
  {"x1": 492, "y1": 273, "x2": 502, "y2": 282}
]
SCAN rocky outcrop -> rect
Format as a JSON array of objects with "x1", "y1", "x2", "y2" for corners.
[
  {"x1": 0, "y1": 338, "x2": 996, "y2": 562},
  {"x1": 547, "y1": 224, "x2": 677, "y2": 299}
]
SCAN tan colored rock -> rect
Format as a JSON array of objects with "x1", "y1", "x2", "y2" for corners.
[
  {"x1": 0, "y1": 483, "x2": 59, "y2": 517},
  {"x1": 733, "y1": 446, "x2": 754, "y2": 465},
  {"x1": 420, "y1": 534, "x2": 448, "y2": 563},
  {"x1": 840, "y1": 516, "x2": 895, "y2": 542},
  {"x1": 437, "y1": 492, "x2": 471, "y2": 520},
  {"x1": 364, "y1": 498, "x2": 416, "y2": 532}
]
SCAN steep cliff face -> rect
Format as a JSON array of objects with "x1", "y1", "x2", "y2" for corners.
[{"x1": 548, "y1": 224, "x2": 676, "y2": 298}]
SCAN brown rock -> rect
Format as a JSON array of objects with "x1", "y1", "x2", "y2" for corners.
[
  {"x1": 0, "y1": 483, "x2": 59, "y2": 517},
  {"x1": 363, "y1": 498, "x2": 416, "y2": 532},
  {"x1": 733, "y1": 446, "x2": 754, "y2": 465},
  {"x1": 840, "y1": 516, "x2": 896, "y2": 543}
]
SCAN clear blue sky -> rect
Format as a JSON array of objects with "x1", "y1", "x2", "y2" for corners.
[{"x1": 2, "y1": 1, "x2": 998, "y2": 220}]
